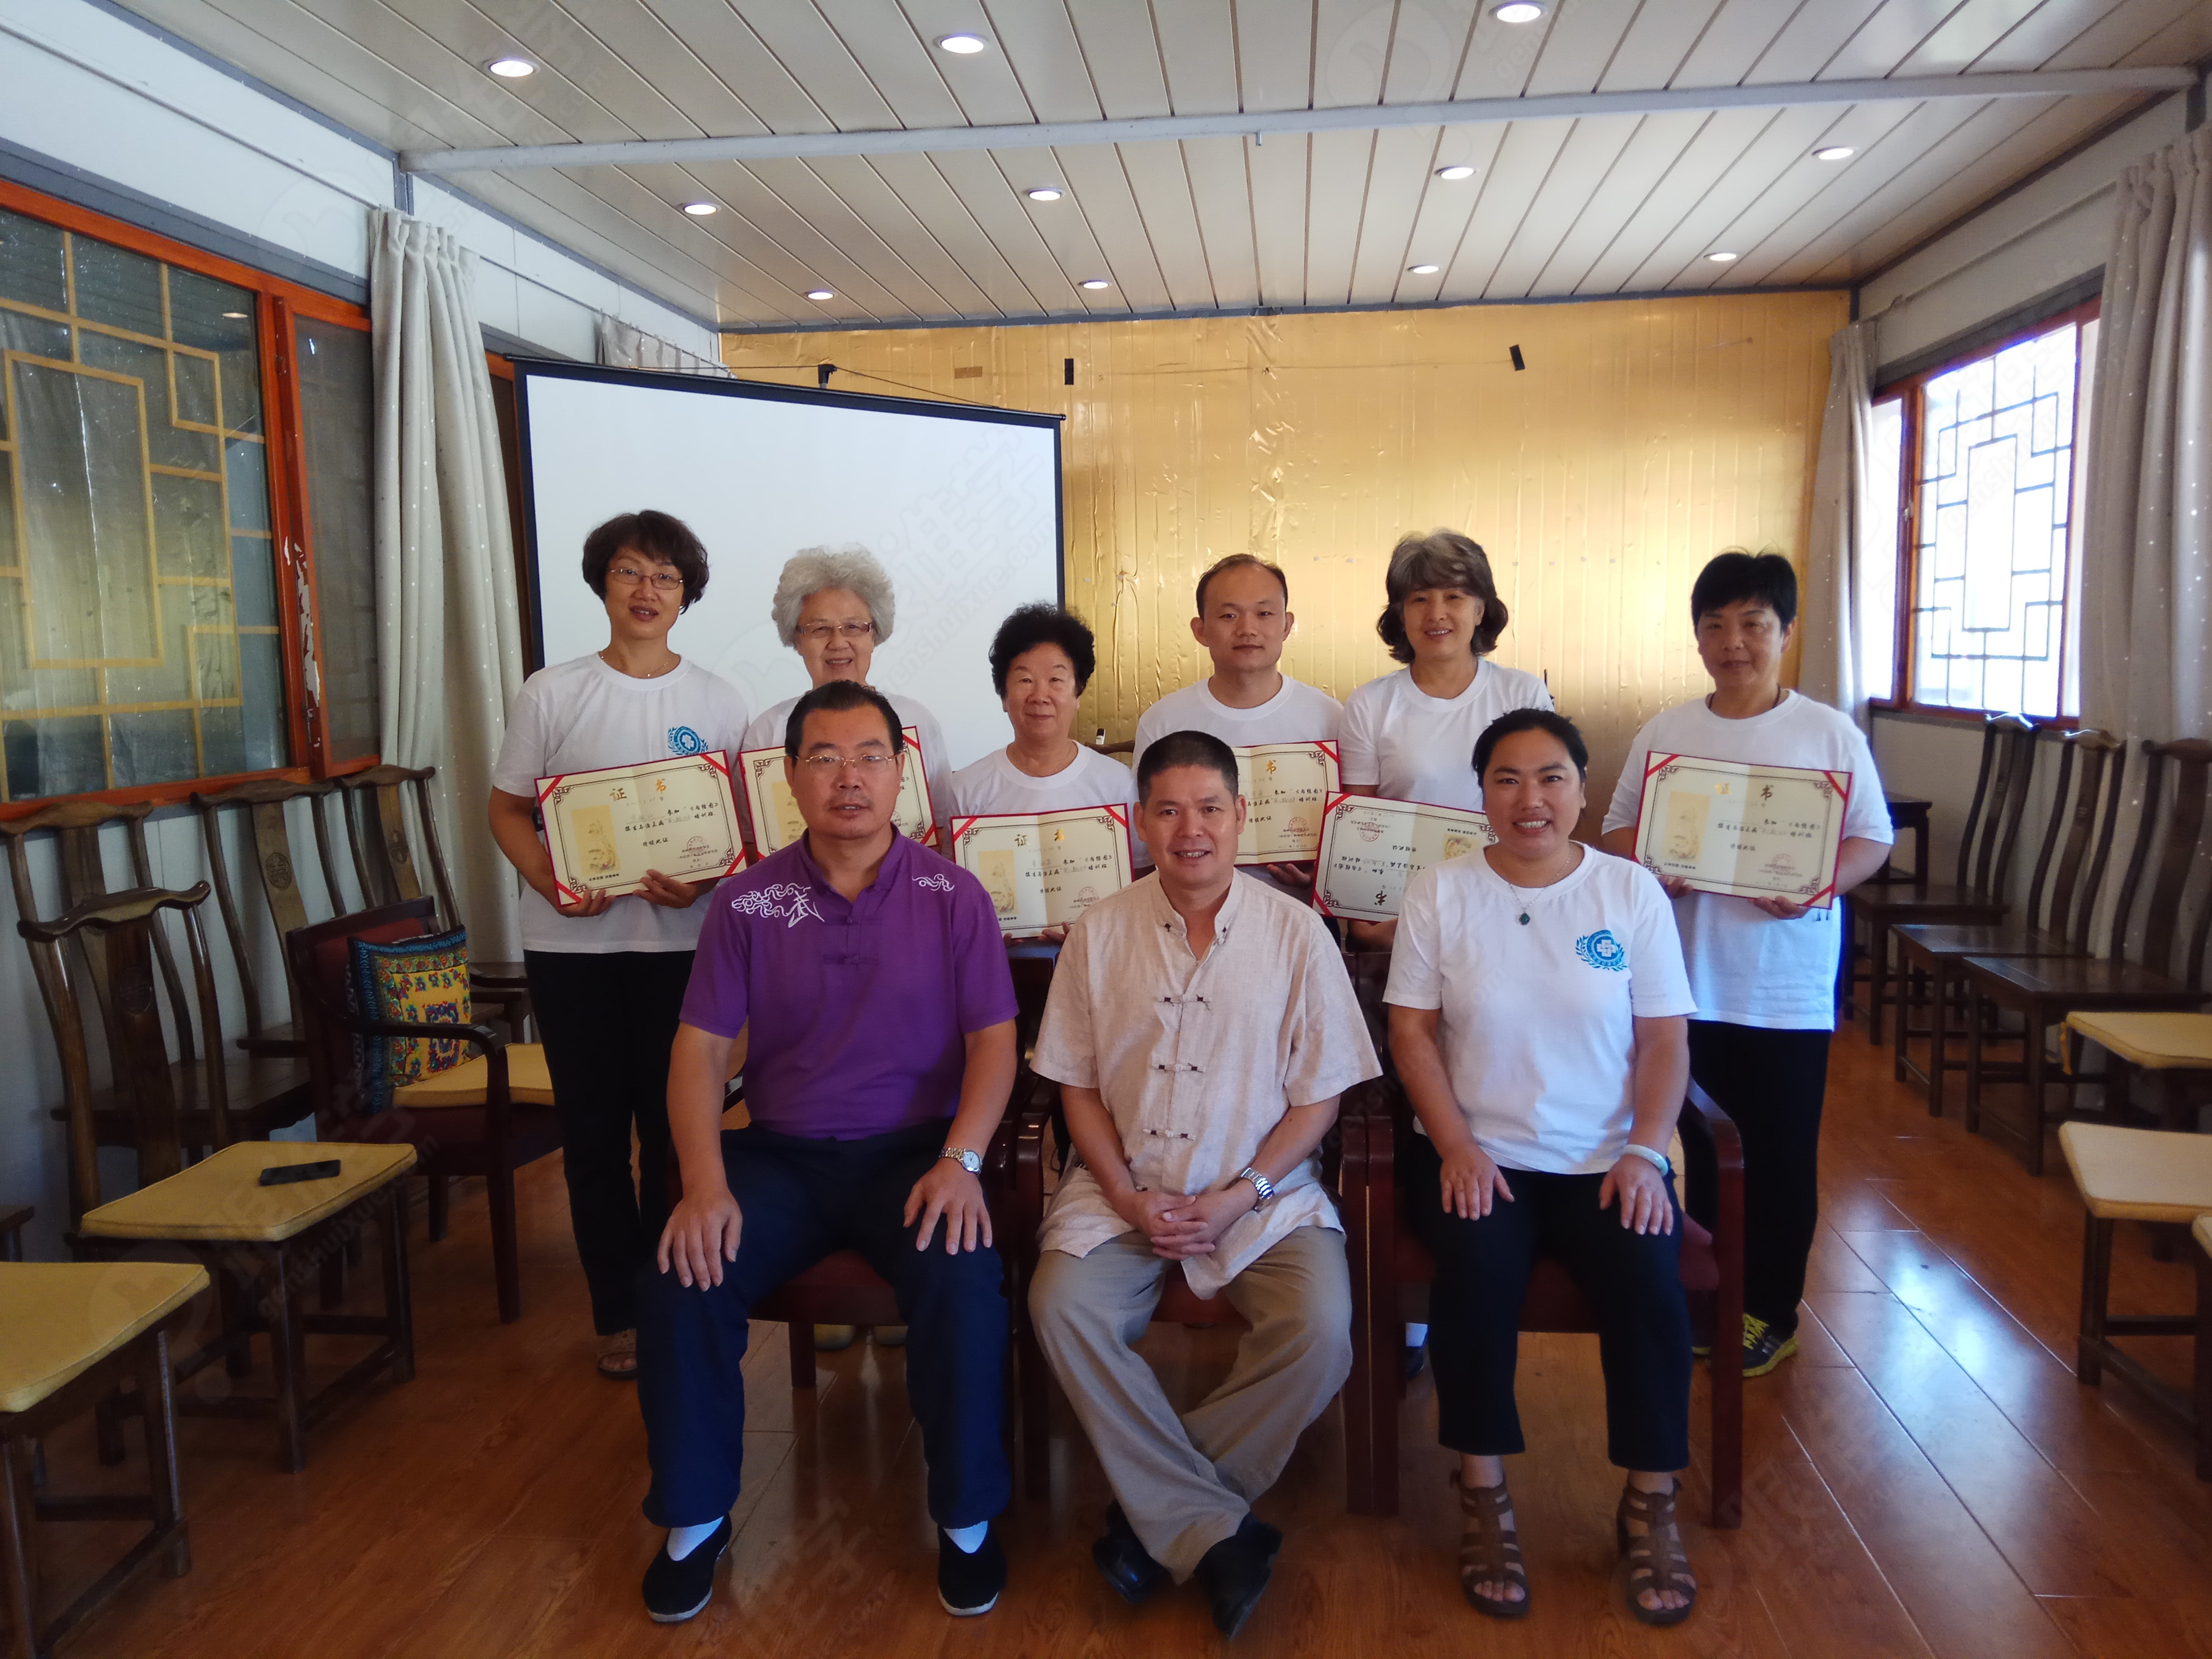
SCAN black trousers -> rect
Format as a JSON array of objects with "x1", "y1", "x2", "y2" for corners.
[
  {"x1": 636, "y1": 1122, "x2": 1010, "y2": 1530},
  {"x1": 523, "y1": 948, "x2": 693, "y2": 1335},
  {"x1": 1685, "y1": 1020, "x2": 1833, "y2": 1336},
  {"x1": 1409, "y1": 1136, "x2": 1691, "y2": 1472}
]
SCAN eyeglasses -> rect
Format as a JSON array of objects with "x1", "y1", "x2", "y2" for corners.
[
  {"x1": 796, "y1": 621, "x2": 876, "y2": 641},
  {"x1": 799, "y1": 752, "x2": 901, "y2": 774},
  {"x1": 609, "y1": 564, "x2": 685, "y2": 592}
]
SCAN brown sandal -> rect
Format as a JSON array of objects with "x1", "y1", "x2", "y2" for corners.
[
  {"x1": 1615, "y1": 1479, "x2": 1697, "y2": 1626},
  {"x1": 1451, "y1": 1471, "x2": 1530, "y2": 1619},
  {"x1": 595, "y1": 1329, "x2": 638, "y2": 1380}
]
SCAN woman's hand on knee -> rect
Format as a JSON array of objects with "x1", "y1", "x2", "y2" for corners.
[
  {"x1": 1438, "y1": 1143, "x2": 1512, "y2": 1219},
  {"x1": 659, "y1": 1188, "x2": 744, "y2": 1286},
  {"x1": 1598, "y1": 1158, "x2": 1674, "y2": 1236}
]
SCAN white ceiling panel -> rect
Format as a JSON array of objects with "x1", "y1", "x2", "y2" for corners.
[{"x1": 105, "y1": 0, "x2": 2208, "y2": 333}]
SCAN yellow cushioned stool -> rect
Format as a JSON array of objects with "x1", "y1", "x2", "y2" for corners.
[
  {"x1": 2057, "y1": 1122, "x2": 2212, "y2": 1437},
  {"x1": 2, "y1": 1260, "x2": 205, "y2": 1657},
  {"x1": 2064, "y1": 1011, "x2": 2212, "y2": 1070},
  {"x1": 392, "y1": 1042, "x2": 555, "y2": 1109},
  {"x1": 78, "y1": 1143, "x2": 418, "y2": 1472}
]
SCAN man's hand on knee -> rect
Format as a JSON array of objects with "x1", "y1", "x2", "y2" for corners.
[
  {"x1": 659, "y1": 1187, "x2": 743, "y2": 1287},
  {"x1": 904, "y1": 1162, "x2": 994, "y2": 1254}
]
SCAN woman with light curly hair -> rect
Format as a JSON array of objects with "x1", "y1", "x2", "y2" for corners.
[{"x1": 739, "y1": 544, "x2": 955, "y2": 849}]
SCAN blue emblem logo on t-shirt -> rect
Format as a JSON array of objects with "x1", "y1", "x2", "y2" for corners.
[
  {"x1": 667, "y1": 725, "x2": 706, "y2": 756},
  {"x1": 1574, "y1": 929, "x2": 1627, "y2": 971}
]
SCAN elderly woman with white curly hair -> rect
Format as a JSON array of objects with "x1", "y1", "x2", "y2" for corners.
[{"x1": 740, "y1": 544, "x2": 956, "y2": 849}]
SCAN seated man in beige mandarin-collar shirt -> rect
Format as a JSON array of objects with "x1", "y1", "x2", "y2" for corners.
[{"x1": 1029, "y1": 729, "x2": 1381, "y2": 1641}]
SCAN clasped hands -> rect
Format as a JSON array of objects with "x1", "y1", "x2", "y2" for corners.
[
  {"x1": 552, "y1": 868, "x2": 705, "y2": 919},
  {"x1": 1110, "y1": 1181, "x2": 1256, "y2": 1261}
]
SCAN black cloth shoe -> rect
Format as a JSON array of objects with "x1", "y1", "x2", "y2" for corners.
[
  {"x1": 1404, "y1": 1341, "x2": 1429, "y2": 1381},
  {"x1": 1092, "y1": 1503, "x2": 1170, "y2": 1604},
  {"x1": 1193, "y1": 1515, "x2": 1283, "y2": 1639},
  {"x1": 937, "y1": 1526, "x2": 1006, "y2": 1616},
  {"x1": 641, "y1": 1516, "x2": 731, "y2": 1624}
]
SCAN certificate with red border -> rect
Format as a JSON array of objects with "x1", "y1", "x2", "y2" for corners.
[
  {"x1": 1312, "y1": 793, "x2": 1496, "y2": 921},
  {"x1": 951, "y1": 806, "x2": 1134, "y2": 937},
  {"x1": 1231, "y1": 740, "x2": 1339, "y2": 864},
  {"x1": 536, "y1": 752, "x2": 743, "y2": 903},
  {"x1": 739, "y1": 726, "x2": 937, "y2": 856},
  {"x1": 1632, "y1": 752, "x2": 1850, "y2": 908}
]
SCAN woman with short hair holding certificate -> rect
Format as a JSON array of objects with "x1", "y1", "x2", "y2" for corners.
[
  {"x1": 488, "y1": 510, "x2": 751, "y2": 1380},
  {"x1": 949, "y1": 604, "x2": 1138, "y2": 819},
  {"x1": 1387, "y1": 708, "x2": 1700, "y2": 1627},
  {"x1": 1598, "y1": 551, "x2": 1892, "y2": 1379}
]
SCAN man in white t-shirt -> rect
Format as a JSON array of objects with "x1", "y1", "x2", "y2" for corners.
[{"x1": 1599, "y1": 551, "x2": 1893, "y2": 1379}]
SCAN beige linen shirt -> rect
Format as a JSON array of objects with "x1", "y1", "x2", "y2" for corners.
[{"x1": 1032, "y1": 871, "x2": 1381, "y2": 1297}]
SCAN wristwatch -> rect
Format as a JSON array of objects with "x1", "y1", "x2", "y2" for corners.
[
  {"x1": 940, "y1": 1146, "x2": 983, "y2": 1176},
  {"x1": 1618, "y1": 1143, "x2": 1672, "y2": 1176},
  {"x1": 1237, "y1": 1166, "x2": 1276, "y2": 1208}
]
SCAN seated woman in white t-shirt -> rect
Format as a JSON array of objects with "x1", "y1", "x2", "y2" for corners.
[
  {"x1": 740, "y1": 545, "x2": 954, "y2": 847},
  {"x1": 487, "y1": 510, "x2": 752, "y2": 1381},
  {"x1": 949, "y1": 603, "x2": 1137, "y2": 824},
  {"x1": 1339, "y1": 530, "x2": 1552, "y2": 947},
  {"x1": 1598, "y1": 551, "x2": 1892, "y2": 1381},
  {"x1": 1386, "y1": 708, "x2": 1700, "y2": 1628}
]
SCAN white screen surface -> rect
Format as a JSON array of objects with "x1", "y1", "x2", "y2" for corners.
[{"x1": 518, "y1": 367, "x2": 1062, "y2": 775}]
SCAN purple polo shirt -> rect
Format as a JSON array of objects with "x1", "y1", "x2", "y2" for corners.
[{"x1": 681, "y1": 831, "x2": 1018, "y2": 1139}]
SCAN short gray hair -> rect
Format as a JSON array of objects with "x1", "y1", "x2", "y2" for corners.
[{"x1": 770, "y1": 544, "x2": 898, "y2": 647}]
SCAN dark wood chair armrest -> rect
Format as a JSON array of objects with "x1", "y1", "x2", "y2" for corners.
[
  {"x1": 0, "y1": 1203, "x2": 31, "y2": 1262},
  {"x1": 347, "y1": 1020, "x2": 514, "y2": 1135}
]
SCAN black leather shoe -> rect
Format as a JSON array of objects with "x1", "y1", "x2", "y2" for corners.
[
  {"x1": 1092, "y1": 1503, "x2": 1169, "y2": 1604},
  {"x1": 641, "y1": 1516, "x2": 731, "y2": 1623},
  {"x1": 937, "y1": 1526, "x2": 1006, "y2": 1616},
  {"x1": 1403, "y1": 1342, "x2": 1429, "y2": 1381},
  {"x1": 1193, "y1": 1514, "x2": 1283, "y2": 1639}
]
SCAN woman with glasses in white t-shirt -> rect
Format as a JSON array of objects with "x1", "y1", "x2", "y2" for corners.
[
  {"x1": 488, "y1": 512, "x2": 752, "y2": 1380},
  {"x1": 1385, "y1": 708, "x2": 1700, "y2": 1628}
]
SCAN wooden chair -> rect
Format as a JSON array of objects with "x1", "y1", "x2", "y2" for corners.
[
  {"x1": 191, "y1": 777, "x2": 352, "y2": 1057},
  {"x1": 23, "y1": 887, "x2": 416, "y2": 1471},
  {"x1": 1, "y1": 1260, "x2": 203, "y2": 1658},
  {"x1": 1340, "y1": 1079, "x2": 1745, "y2": 1526},
  {"x1": 1851, "y1": 714, "x2": 2039, "y2": 1045},
  {"x1": 2056, "y1": 1124, "x2": 2212, "y2": 1475},
  {"x1": 285, "y1": 899, "x2": 564, "y2": 1324},
  {"x1": 1960, "y1": 740, "x2": 2212, "y2": 1174},
  {"x1": 1891, "y1": 731, "x2": 2127, "y2": 1119}
]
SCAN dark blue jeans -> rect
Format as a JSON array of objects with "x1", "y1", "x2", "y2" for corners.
[{"x1": 635, "y1": 1120, "x2": 1010, "y2": 1530}]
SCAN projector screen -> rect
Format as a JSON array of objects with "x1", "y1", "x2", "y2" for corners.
[{"x1": 514, "y1": 362, "x2": 1063, "y2": 775}]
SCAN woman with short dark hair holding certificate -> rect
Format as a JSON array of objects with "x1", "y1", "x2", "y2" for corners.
[
  {"x1": 488, "y1": 510, "x2": 751, "y2": 1380},
  {"x1": 949, "y1": 604, "x2": 1137, "y2": 819},
  {"x1": 1598, "y1": 551, "x2": 1892, "y2": 1379}
]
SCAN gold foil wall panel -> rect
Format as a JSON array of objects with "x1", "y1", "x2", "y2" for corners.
[{"x1": 725, "y1": 292, "x2": 1844, "y2": 815}]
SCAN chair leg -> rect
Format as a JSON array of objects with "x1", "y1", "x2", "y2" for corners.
[
  {"x1": 2, "y1": 1434, "x2": 38, "y2": 1659},
  {"x1": 217, "y1": 1268, "x2": 254, "y2": 1379},
  {"x1": 1867, "y1": 920, "x2": 1891, "y2": 1045},
  {"x1": 2195, "y1": 1254, "x2": 2212, "y2": 1482},
  {"x1": 1019, "y1": 1316, "x2": 1050, "y2": 1502},
  {"x1": 1964, "y1": 993, "x2": 1985, "y2": 1135},
  {"x1": 1342, "y1": 1310, "x2": 1375, "y2": 1516},
  {"x1": 426, "y1": 1173, "x2": 450, "y2": 1244},
  {"x1": 267, "y1": 1245, "x2": 309, "y2": 1473},
  {"x1": 2025, "y1": 1019, "x2": 2050, "y2": 1177},
  {"x1": 1893, "y1": 955, "x2": 1914, "y2": 1084},
  {"x1": 487, "y1": 1165, "x2": 522, "y2": 1326},
  {"x1": 384, "y1": 1183, "x2": 417, "y2": 1386},
  {"x1": 2077, "y1": 1213, "x2": 2112, "y2": 1387},
  {"x1": 786, "y1": 1322, "x2": 816, "y2": 1390},
  {"x1": 138, "y1": 1329, "x2": 190, "y2": 1578}
]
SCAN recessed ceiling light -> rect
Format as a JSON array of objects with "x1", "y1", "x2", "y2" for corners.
[
  {"x1": 937, "y1": 33, "x2": 988, "y2": 53},
  {"x1": 1080, "y1": 278, "x2": 1112, "y2": 290},
  {"x1": 1492, "y1": 2, "x2": 1544, "y2": 22},
  {"x1": 1436, "y1": 164, "x2": 1477, "y2": 181},
  {"x1": 1813, "y1": 145, "x2": 1857, "y2": 162},
  {"x1": 681, "y1": 201, "x2": 718, "y2": 216},
  {"x1": 487, "y1": 56, "x2": 535, "y2": 78},
  {"x1": 806, "y1": 288, "x2": 834, "y2": 301},
  {"x1": 1707, "y1": 250, "x2": 1740, "y2": 263},
  {"x1": 1409, "y1": 263, "x2": 1440, "y2": 275},
  {"x1": 1026, "y1": 187, "x2": 1063, "y2": 202}
]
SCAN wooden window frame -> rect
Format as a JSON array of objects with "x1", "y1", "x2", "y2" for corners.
[
  {"x1": 0, "y1": 177, "x2": 378, "y2": 818},
  {"x1": 1869, "y1": 297, "x2": 2100, "y2": 730}
]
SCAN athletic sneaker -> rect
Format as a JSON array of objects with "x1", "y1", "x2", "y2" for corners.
[
  {"x1": 938, "y1": 1526, "x2": 1006, "y2": 1616},
  {"x1": 641, "y1": 1516, "x2": 731, "y2": 1623},
  {"x1": 1742, "y1": 1314, "x2": 1800, "y2": 1378}
]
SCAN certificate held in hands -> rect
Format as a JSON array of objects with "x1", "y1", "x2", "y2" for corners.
[
  {"x1": 537, "y1": 752, "x2": 743, "y2": 902},
  {"x1": 1633, "y1": 753, "x2": 1850, "y2": 908},
  {"x1": 951, "y1": 807, "x2": 1134, "y2": 937},
  {"x1": 1313, "y1": 794, "x2": 1497, "y2": 921},
  {"x1": 1230, "y1": 740, "x2": 1339, "y2": 864},
  {"x1": 739, "y1": 726, "x2": 936, "y2": 855}
]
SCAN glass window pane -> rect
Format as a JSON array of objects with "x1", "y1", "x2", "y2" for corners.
[
  {"x1": 167, "y1": 269, "x2": 261, "y2": 436},
  {"x1": 72, "y1": 238, "x2": 165, "y2": 338},
  {"x1": 0, "y1": 209, "x2": 67, "y2": 311},
  {"x1": 296, "y1": 318, "x2": 378, "y2": 763}
]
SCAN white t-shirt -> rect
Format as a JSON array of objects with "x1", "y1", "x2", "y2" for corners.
[
  {"x1": 1600, "y1": 691, "x2": 1893, "y2": 1032},
  {"x1": 490, "y1": 653, "x2": 752, "y2": 956},
  {"x1": 1338, "y1": 661, "x2": 1554, "y2": 809},
  {"x1": 1386, "y1": 847, "x2": 1697, "y2": 1175},
  {"x1": 1131, "y1": 676, "x2": 1344, "y2": 772},
  {"x1": 743, "y1": 689, "x2": 954, "y2": 841},
  {"x1": 949, "y1": 745, "x2": 1139, "y2": 818}
]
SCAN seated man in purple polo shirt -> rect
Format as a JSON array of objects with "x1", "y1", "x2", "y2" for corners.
[{"x1": 634, "y1": 678, "x2": 1020, "y2": 1626}]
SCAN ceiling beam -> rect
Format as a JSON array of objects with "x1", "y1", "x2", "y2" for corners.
[{"x1": 400, "y1": 67, "x2": 2194, "y2": 176}]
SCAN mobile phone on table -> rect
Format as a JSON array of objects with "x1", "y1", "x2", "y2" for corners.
[{"x1": 259, "y1": 1160, "x2": 341, "y2": 1186}]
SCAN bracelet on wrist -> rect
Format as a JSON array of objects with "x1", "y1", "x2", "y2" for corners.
[{"x1": 1617, "y1": 1142, "x2": 1672, "y2": 1176}]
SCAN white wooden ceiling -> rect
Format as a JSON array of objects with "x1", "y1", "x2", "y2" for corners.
[{"x1": 117, "y1": 0, "x2": 2212, "y2": 332}]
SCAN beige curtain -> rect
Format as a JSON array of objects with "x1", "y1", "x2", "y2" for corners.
[
  {"x1": 370, "y1": 208, "x2": 525, "y2": 960},
  {"x1": 596, "y1": 316, "x2": 730, "y2": 376},
  {"x1": 1799, "y1": 321, "x2": 1876, "y2": 727},
  {"x1": 2081, "y1": 127, "x2": 2212, "y2": 742}
]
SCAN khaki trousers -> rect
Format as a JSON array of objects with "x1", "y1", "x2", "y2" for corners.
[{"x1": 1029, "y1": 1224, "x2": 1352, "y2": 1579}]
